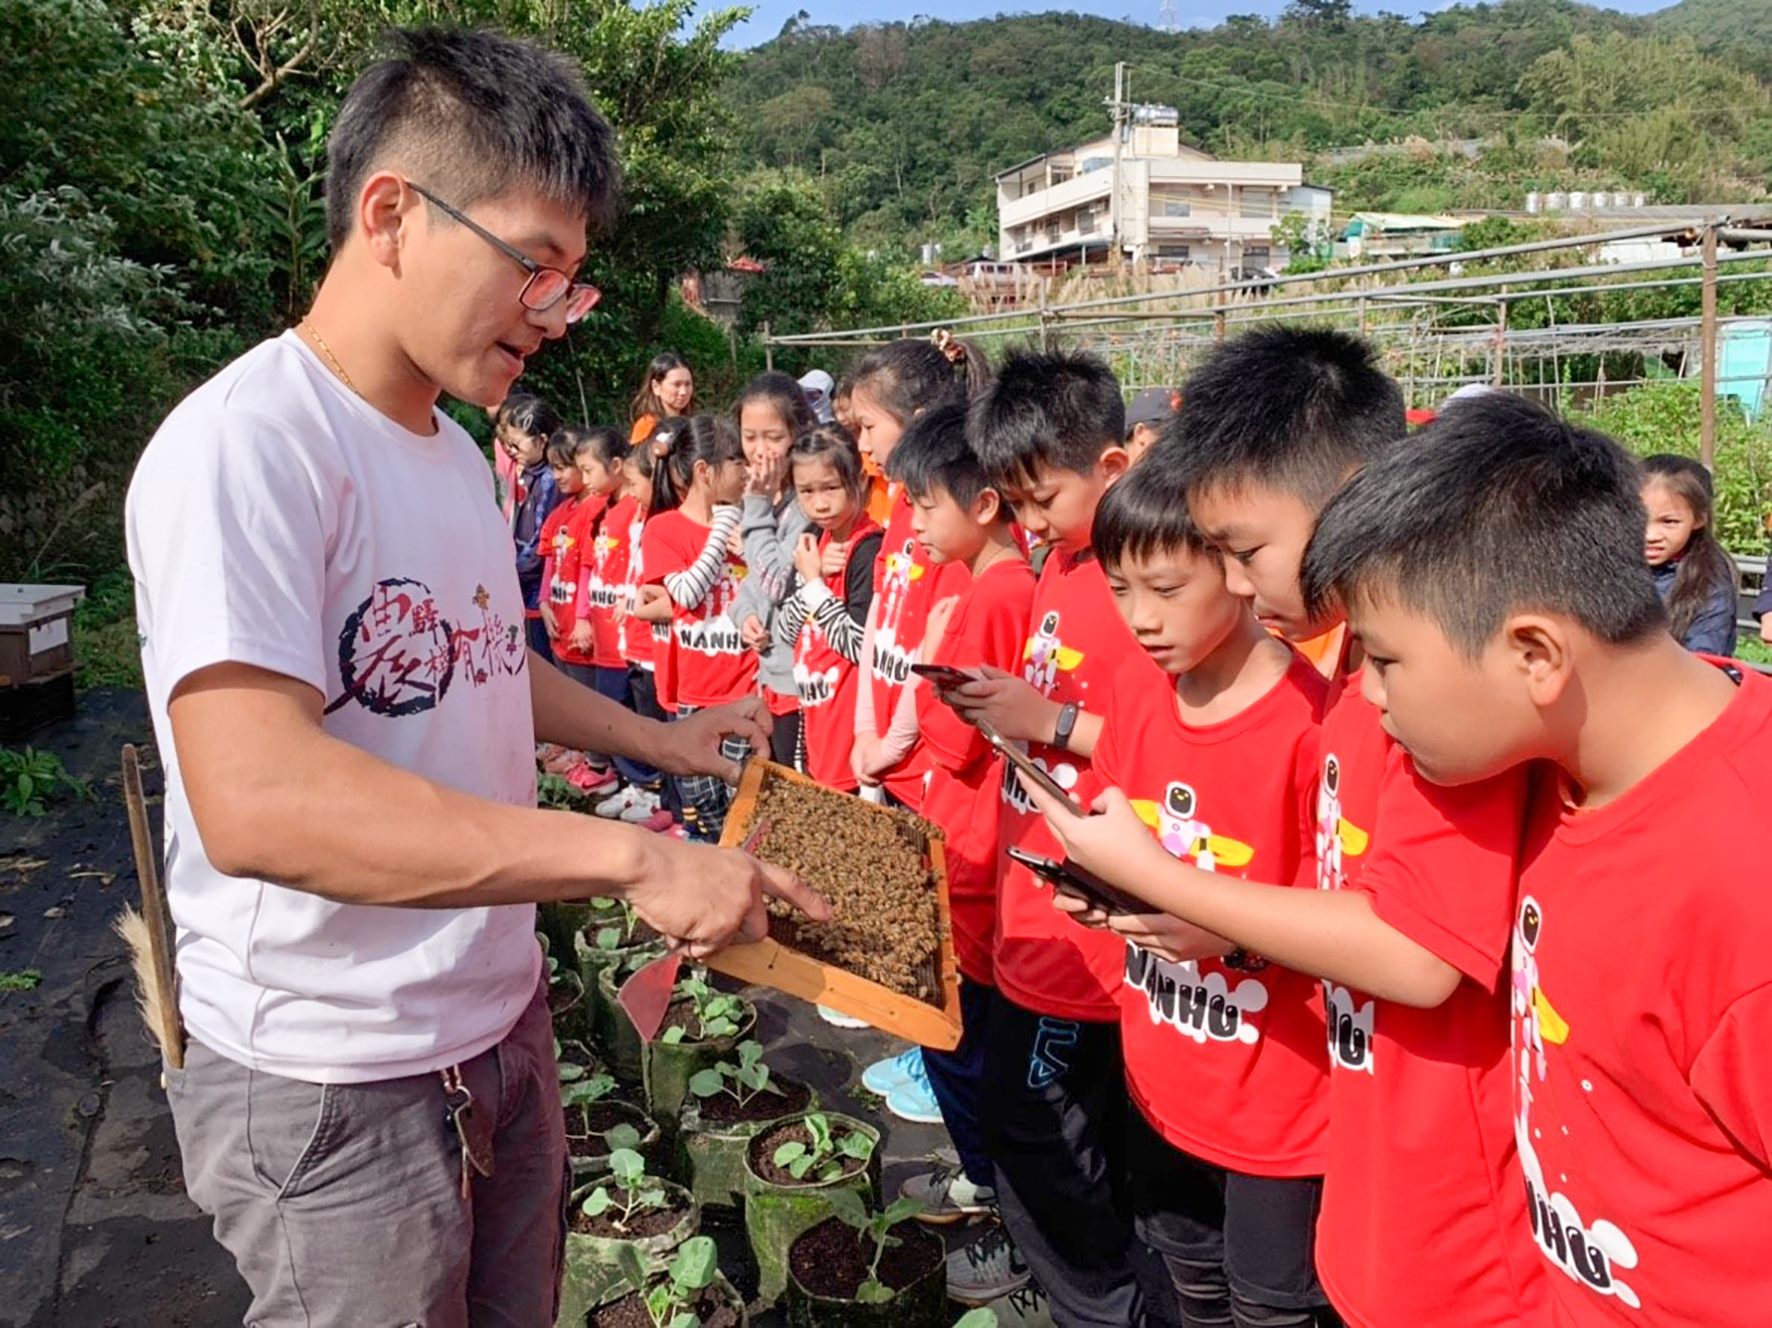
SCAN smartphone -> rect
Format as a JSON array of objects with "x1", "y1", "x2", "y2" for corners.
[
  {"x1": 981, "y1": 721, "x2": 1086, "y2": 817},
  {"x1": 910, "y1": 662, "x2": 978, "y2": 689},
  {"x1": 1005, "y1": 845, "x2": 1145, "y2": 916}
]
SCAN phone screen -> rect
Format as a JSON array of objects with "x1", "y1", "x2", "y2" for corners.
[
  {"x1": 1005, "y1": 846, "x2": 1141, "y2": 916},
  {"x1": 910, "y1": 662, "x2": 977, "y2": 688}
]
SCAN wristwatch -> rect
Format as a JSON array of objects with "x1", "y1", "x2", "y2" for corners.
[{"x1": 1052, "y1": 701, "x2": 1080, "y2": 751}]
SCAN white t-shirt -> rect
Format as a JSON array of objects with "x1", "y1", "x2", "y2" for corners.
[{"x1": 126, "y1": 331, "x2": 541, "y2": 1084}]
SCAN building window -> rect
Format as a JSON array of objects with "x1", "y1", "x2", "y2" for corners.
[
  {"x1": 1159, "y1": 198, "x2": 1191, "y2": 217},
  {"x1": 1245, "y1": 245, "x2": 1271, "y2": 265},
  {"x1": 1240, "y1": 189, "x2": 1275, "y2": 219},
  {"x1": 1154, "y1": 243, "x2": 1191, "y2": 259}
]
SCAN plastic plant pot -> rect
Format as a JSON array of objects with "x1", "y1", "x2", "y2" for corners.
[
  {"x1": 641, "y1": 992, "x2": 758, "y2": 1126},
  {"x1": 740, "y1": 1112, "x2": 882, "y2": 1306},
  {"x1": 783, "y1": 1215, "x2": 947, "y2": 1328},
  {"x1": 560, "y1": 1177, "x2": 699, "y2": 1319},
  {"x1": 676, "y1": 1071, "x2": 816, "y2": 1211}
]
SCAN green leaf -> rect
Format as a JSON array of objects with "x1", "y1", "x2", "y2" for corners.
[
  {"x1": 837, "y1": 1131, "x2": 876, "y2": 1161},
  {"x1": 688, "y1": 1068, "x2": 725, "y2": 1098},
  {"x1": 609, "y1": 1148, "x2": 645, "y2": 1186},
  {"x1": 737, "y1": 1039, "x2": 763, "y2": 1070},
  {"x1": 581, "y1": 1187, "x2": 613, "y2": 1217},
  {"x1": 667, "y1": 1314, "x2": 701, "y2": 1328},
  {"x1": 882, "y1": 1196, "x2": 924, "y2": 1226},
  {"x1": 823, "y1": 1186, "x2": 869, "y2": 1230},
  {"x1": 557, "y1": 1062, "x2": 585, "y2": 1083},
  {"x1": 772, "y1": 1141, "x2": 806, "y2": 1167},
  {"x1": 702, "y1": 1017, "x2": 737, "y2": 1038},
  {"x1": 856, "y1": 1279, "x2": 896, "y2": 1305},
  {"x1": 735, "y1": 1064, "x2": 769, "y2": 1092},
  {"x1": 615, "y1": 1242, "x2": 650, "y2": 1293},
  {"x1": 637, "y1": 1187, "x2": 665, "y2": 1208},
  {"x1": 596, "y1": 926, "x2": 623, "y2": 950},
  {"x1": 669, "y1": 1235, "x2": 719, "y2": 1292},
  {"x1": 788, "y1": 1154, "x2": 814, "y2": 1180},
  {"x1": 606, "y1": 1123, "x2": 642, "y2": 1150},
  {"x1": 952, "y1": 1309, "x2": 1001, "y2": 1327},
  {"x1": 660, "y1": 1025, "x2": 686, "y2": 1045}
]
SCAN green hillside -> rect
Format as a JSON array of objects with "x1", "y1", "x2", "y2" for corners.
[{"x1": 723, "y1": 0, "x2": 1772, "y2": 254}]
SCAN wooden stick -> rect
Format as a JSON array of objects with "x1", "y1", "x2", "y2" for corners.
[{"x1": 122, "y1": 744, "x2": 184, "y2": 1069}]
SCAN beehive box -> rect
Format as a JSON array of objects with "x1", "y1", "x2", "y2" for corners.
[{"x1": 710, "y1": 759, "x2": 961, "y2": 1050}]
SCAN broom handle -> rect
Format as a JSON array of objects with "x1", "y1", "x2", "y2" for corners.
[{"x1": 122, "y1": 744, "x2": 184, "y2": 1069}]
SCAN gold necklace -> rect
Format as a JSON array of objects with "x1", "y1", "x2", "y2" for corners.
[{"x1": 299, "y1": 319, "x2": 362, "y2": 399}]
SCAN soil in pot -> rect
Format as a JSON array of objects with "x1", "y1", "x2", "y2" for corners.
[
  {"x1": 565, "y1": 1100, "x2": 656, "y2": 1169},
  {"x1": 588, "y1": 1284, "x2": 743, "y2": 1328},
  {"x1": 790, "y1": 1214, "x2": 944, "y2": 1299},
  {"x1": 696, "y1": 1076, "x2": 811, "y2": 1129},
  {"x1": 679, "y1": 1074, "x2": 815, "y2": 1211},
  {"x1": 569, "y1": 1190, "x2": 692, "y2": 1242},
  {"x1": 748, "y1": 1117, "x2": 872, "y2": 1187},
  {"x1": 745, "y1": 778, "x2": 942, "y2": 1002}
]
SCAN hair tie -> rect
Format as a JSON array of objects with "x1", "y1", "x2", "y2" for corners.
[
  {"x1": 931, "y1": 328, "x2": 966, "y2": 366},
  {"x1": 652, "y1": 430, "x2": 675, "y2": 459}
]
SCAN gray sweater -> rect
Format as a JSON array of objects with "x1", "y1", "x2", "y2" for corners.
[{"x1": 732, "y1": 491, "x2": 812, "y2": 700}]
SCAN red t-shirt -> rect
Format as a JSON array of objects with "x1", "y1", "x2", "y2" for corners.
[
  {"x1": 867, "y1": 487, "x2": 969, "y2": 810},
  {"x1": 1095, "y1": 649, "x2": 1330, "y2": 1177},
  {"x1": 992, "y1": 548, "x2": 1141, "y2": 1022},
  {"x1": 793, "y1": 519, "x2": 882, "y2": 791},
  {"x1": 582, "y1": 495, "x2": 635, "y2": 670},
  {"x1": 619, "y1": 504, "x2": 654, "y2": 671},
  {"x1": 542, "y1": 494, "x2": 604, "y2": 666},
  {"x1": 917, "y1": 557, "x2": 1037, "y2": 988},
  {"x1": 1312, "y1": 683, "x2": 1545, "y2": 1328},
  {"x1": 641, "y1": 509, "x2": 756, "y2": 709},
  {"x1": 1512, "y1": 669, "x2": 1772, "y2": 1327}
]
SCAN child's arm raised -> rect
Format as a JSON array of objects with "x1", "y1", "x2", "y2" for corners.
[{"x1": 1018, "y1": 777, "x2": 1477, "y2": 1008}]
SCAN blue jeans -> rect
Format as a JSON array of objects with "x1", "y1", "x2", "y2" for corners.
[{"x1": 921, "y1": 975, "x2": 995, "y2": 1189}]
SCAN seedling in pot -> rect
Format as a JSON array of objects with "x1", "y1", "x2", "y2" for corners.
[
  {"x1": 581, "y1": 1144, "x2": 670, "y2": 1235},
  {"x1": 591, "y1": 899, "x2": 641, "y2": 952},
  {"x1": 614, "y1": 1235, "x2": 719, "y2": 1328},
  {"x1": 823, "y1": 1189, "x2": 925, "y2": 1304},
  {"x1": 661, "y1": 976, "x2": 744, "y2": 1045},
  {"x1": 561, "y1": 1071, "x2": 619, "y2": 1109},
  {"x1": 772, "y1": 1111, "x2": 875, "y2": 1183},
  {"x1": 688, "y1": 1040, "x2": 771, "y2": 1107}
]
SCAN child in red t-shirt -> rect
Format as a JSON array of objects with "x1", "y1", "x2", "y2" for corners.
[
  {"x1": 940, "y1": 349, "x2": 1140, "y2": 1322},
  {"x1": 773, "y1": 426, "x2": 883, "y2": 790},
  {"x1": 847, "y1": 338, "x2": 983, "y2": 811},
  {"x1": 875, "y1": 403, "x2": 1035, "y2": 1224},
  {"x1": 1019, "y1": 329, "x2": 1545, "y2": 1328},
  {"x1": 1305, "y1": 392, "x2": 1772, "y2": 1328},
  {"x1": 545, "y1": 426, "x2": 623, "y2": 681},
  {"x1": 1050, "y1": 453, "x2": 1332, "y2": 1325},
  {"x1": 639, "y1": 416, "x2": 755, "y2": 843}
]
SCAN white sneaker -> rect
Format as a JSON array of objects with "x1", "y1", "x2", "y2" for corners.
[
  {"x1": 987, "y1": 1281, "x2": 1054, "y2": 1327},
  {"x1": 947, "y1": 1224, "x2": 1031, "y2": 1304},
  {"x1": 616, "y1": 787, "x2": 663, "y2": 824},
  {"x1": 593, "y1": 784, "x2": 650, "y2": 820}
]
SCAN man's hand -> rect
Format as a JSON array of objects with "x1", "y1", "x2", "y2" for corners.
[
  {"x1": 624, "y1": 836, "x2": 833, "y2": 960},
  {"x1": 655, "y1": 696, "x2": 771, "y2": 782},
  {"x1": 569, "y1": 619, "x2": 594, "y2": 653},
  {"x1": 741, "y1": 614, "x2": 770, "y2": 652},
  {"x1": 948, "y1": 665, "x2": 1056, "y2": 743}
]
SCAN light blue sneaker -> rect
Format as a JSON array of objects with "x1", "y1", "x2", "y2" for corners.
[
  {"x1": 885, "y1": 1052, "x2": 944, "y2": 1124},
  {"x1": 861, "y1": 1047, "x2": 923, "y2": 1096}
]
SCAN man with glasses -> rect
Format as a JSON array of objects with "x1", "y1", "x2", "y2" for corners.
[{"x1": 124, "y1": 28, "x2": 829, "y2": 1326}]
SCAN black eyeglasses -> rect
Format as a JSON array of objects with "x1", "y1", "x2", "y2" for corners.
[{"x1": 407, "y1": 181, "x2": 602, "y2": 323}]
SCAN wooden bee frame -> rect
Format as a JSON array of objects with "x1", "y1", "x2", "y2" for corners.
[{"x1": 711, "y1": 759, "x2": 962, "y2": 1050}]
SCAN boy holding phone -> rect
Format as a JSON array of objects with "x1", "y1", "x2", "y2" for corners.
[
  {"x1": 1052, "y1": 450, "x2": 1334, "y2": 1327},
  {"x1": 945, "y1": 350, "x2": 1141, "y2": 1323},
  {"x1": 886, "y1": 405, "x2": 1037, "y2": 1227}
]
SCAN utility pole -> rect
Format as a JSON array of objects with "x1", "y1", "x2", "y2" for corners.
[{"x1": 1108, "y1": 62, "x2": 1127, "y2": 269}]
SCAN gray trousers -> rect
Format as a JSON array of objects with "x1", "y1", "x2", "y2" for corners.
[{"x1": 167, "y1": 976, "x2": 569, "y2": 1327}]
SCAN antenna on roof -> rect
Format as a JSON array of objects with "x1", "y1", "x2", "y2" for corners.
[{"x1": 1158, "y1": 0, "x2": 1179, "y2": 31}]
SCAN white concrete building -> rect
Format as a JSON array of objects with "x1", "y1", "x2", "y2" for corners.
[{"x1": 994, "y1": 111, "x2": 1332, "y2": 274}]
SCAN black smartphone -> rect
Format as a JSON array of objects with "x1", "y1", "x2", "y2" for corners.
[
  {"x1": 909, "y1": 662, "x2": 978, "y2": 689},
  {"x1": 982, "y1": 722, "x2": 1086, "y2": 817},
  {"x1": 1005, "y1": 845, "x2": 1146, "y2": 916}
]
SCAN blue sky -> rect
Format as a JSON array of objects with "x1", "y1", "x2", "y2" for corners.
[{"x1": 721, "y1": 0, "x2": 1676, "y2": 48}]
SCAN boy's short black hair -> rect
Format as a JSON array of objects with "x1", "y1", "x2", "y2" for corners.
[
  {"x1": 326, "y1": 28, "x2": 621, "y2": 252},
  {"x1": 888, "y1": 404, "x2": 995, "y2": 509},
  {"x1": 1172, "y1": 326, "x2": 1405, "y2": 506},
  {"x1": 1301, "y1": 392, "x2": 1667, "y2": 658},
  {"x1": 968, "y1": 349, "x2": 1125, "y2": 490},
  {"x1": 1092, "y1": 447, "x2": 1213, "y2": 569}
]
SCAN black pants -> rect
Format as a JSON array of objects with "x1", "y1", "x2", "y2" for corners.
[
  {"x1": 628, "y1": 667, "x2": 681, "y2": 819},
  {"x1": 769, "y1": 706, "x2": 801, "y2": 769},
  {"x1": 1128, "y1": 1108, "x2": 1335, "y2": 1328},
  {"x1": 981, "y1": 988, "x2": 1142, "y2": 1328}
]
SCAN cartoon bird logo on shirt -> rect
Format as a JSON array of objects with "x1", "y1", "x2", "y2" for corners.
[
  {"x1": 1509, "y1": 895, "x2": 1641, "y2": 1310},
  {"x1": 1023, "y1": 611, "x2": 1085, "y2": 693},
  {"x1": 1130, "y1": 782, "x2": 1255, "y2": 872},
  {"x1": 1314, "y1": 754, "x2": 1370, "y2": 893}
]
